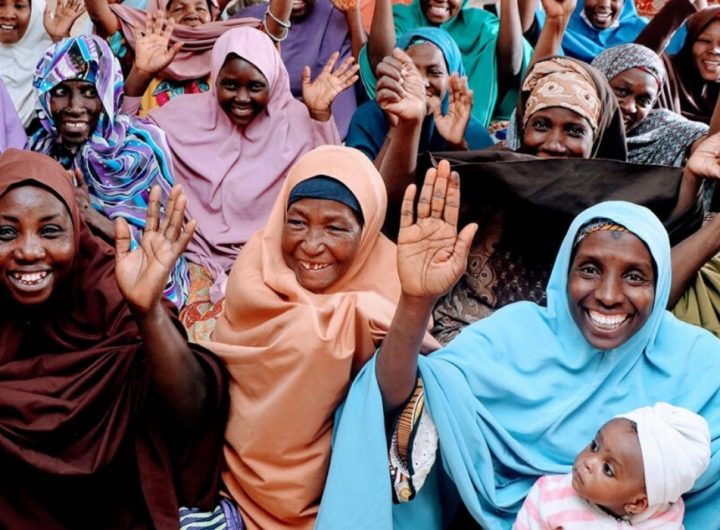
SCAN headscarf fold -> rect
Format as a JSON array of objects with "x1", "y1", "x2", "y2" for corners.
[
  {"x1": 358, "y1": 0, "x2": 533, "y2": 126},
  {"x1": 0, "y1": 0, "x2": 52, "y2": 126},
  {"x1": 28, "y1": 34, "x2": 188, "y2": 308},
  {"x1": 202, "y1": 145, "x2": 438, "y2": 530},
  {"x1": 109, "y1": 0, "x2": 260, "y2": 82},
  {"x1": 149, "y1": 27, "x2": 340, "y2": 302},
  {"x1": 618, "y1": 403, "x2": 711, "y2": 507},
  {"x1": 0, "y1": 78, "x2": 27, "y2": 151},
  {"x1": 510, "y1": 56, "x2": 627, "y2": 160},
  {"x1": 0, "y1": 149, "x2": 227, "y2": 530},
  {"x1": 521, "y1": 57, "x2": 601, "y2": 133},
  {"x1": 592, "y1": 43, "x2": 709, "y2": 166},
  {"x1": 316, "y1": 201, "x2": 720, "y2": 529}
]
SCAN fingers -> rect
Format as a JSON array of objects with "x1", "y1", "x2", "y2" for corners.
[
  {"x1": 391, "y1": 47, "x2": 415, "y2": 70},
  {"x1": 416, "y1": 165, "x2": 438, "y2": 219},
  {"x1": 428, "y1": 95, "x2": 442, "y2": 119},
  {"x1": 114, "y1": 217, "x2": 132, "y2": 260},
  {"x1": 301, "y1": 65, "x2": 311, "y2": 87},
  {"x1": 145, "y1": 185, "x2": 162, "y2": 232},
  {"x1": 443, "y1": 170, "x2": 461, "y2": 227},
  {"x1": 322, "y1": 51, "x2": 340, "y2": 74},
  {"x1": 454, "y1": 222, "x2": 479, "y2": 262},
  {"x1": 400, "y1": 184, "x2": 417, "y2": 229},
  {"x1": 162, "y1": 187, "x2": 188, "y2": 242},
  {"x1": 176, "y1": 218, "x2": 197, "y2": 253},
  {"x1": 430, "y1": 160, "x2": 450, "y2": 218},
  {"x1": 158, "y1": 184, "x2": 179, "y2": 233},
  {"x1": 74, "y1": 167, "x2": 88, "y2": 189}
]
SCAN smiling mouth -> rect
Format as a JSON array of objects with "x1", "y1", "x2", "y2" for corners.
[
  {"x1": 586, "y1": 309, "x2": 630, "y2": 331},
  {"x1": 231, "y1": 106, "x2": 253, "y2": 118},
  {"x1": 427, "y1": 4, "x2": 450, "y2": 18},
  {"x1": 9, "y1": 270, "x2": 51, "y2": 288},
  {"x1": 0, "y1": 24, "x2": 16, "y2": 30},
  {"x1": 299, "y1": 261, "x2": 331, "y2": 271},
  {"x1": 62, "y1": 121, "x2": 89, "y2": 130}
]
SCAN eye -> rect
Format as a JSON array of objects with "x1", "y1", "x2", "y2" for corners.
[
  {"x1": 50, "y1": 86, "x2": 68, "y2": 98},
  {"x1": 81, "y1": 87, "x2": 98, "y2": 98},
  {"x1": 249, "y1": 82, "x2": 267, "y2": 92},
  {"x1": 602, "y1": 463, "x2": 615, "y2": 477},
  {"x1": 576, "y1": 263, "x2": 600, "y2": 277},
  {"x1": 41, "y1": 224, "x2": 64, "y2": 237},
  {"x1": 566, "y1": 125, "x2": 587, "y2": 138},
  {"x1": 624, "y1": 270, "x2": 650, "y2": 285},
  {"x1": 220, "y1": 80, "x2": 238, "y2": 90},
  {"x1": 0, "y1": 225, "x2": 17, "y2": 240},
  {"x1": 637, "y1": 96, "x2": 653, "y2": 108},
  {"x1": 531, "y1": 118, "x2": 549, "y2": 132},
  {"x1": 612, "y1": 87, "x2": 630, "y2": 98},
  {"x1": 590, "y1": 439, "x2": 599, "y2": 452},
  {"x1": 286, "y1": 218, "x2": 305, "y2": 229}
]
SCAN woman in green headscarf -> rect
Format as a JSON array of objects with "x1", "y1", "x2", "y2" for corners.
[{"x1": 359, "y1": 0, "x2": 534, "y2": 126}]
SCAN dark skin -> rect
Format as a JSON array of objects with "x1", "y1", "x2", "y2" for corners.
[{"x1": 522, "y1": 107, "x2": 594, "y2": 159}]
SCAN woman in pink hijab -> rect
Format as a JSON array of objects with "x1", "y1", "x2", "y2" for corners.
[{"x1": 148, "y1": 26, "x2": 357, "y2": 332}]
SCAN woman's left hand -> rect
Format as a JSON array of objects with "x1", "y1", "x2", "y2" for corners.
[
  {"x1": 43, "y1": 0, "x2": 87, "y2": 42},
  {"x1": 686, "y1": 132, "x2": 720, "y2": 181},
  {"x1": 302, "y1": 51, "x2": 359, "y2": 121},
  {"x1": 430, "y1": 73, "x2": 473, "y2": 149},
  {"x1": 115, "y1": 184, "x2": 196, "y2": 314}
]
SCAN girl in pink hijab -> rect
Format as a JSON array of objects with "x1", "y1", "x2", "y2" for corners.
[{"x1": 148, "y1": 26, "x2": 357, "y2": 331}]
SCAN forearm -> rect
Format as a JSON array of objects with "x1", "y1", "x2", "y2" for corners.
[
  {"x1": 379, "y1": 119, "x2": 422, "y2": 215},
  {"x1": 709, "y1": 97, "x2": 720, "y2": 136},
  {"x1": 345, "y1": 8, "x2": 367, "y2": 59},
  {"x1": 265, "y1": 0, "x2": 292, "y2": 40},
  {"x1": 133, "y1": 303, "x2": 208, "y2": 426},
  {"x1": 368, "y1": 0, "x2": 395, "y2": 75},
  {"x1": 530, "y1": 15, "x2": 568, "y2": 69},
  {"x1": 497, "y1": 0, "x2": 524, "y2": 76},
  {"x1": 84, "y1": 0, "x2": 119, "y2": 37},
  {"x1": 669, "y1": 214, "x2": 720, "y2": 306},
  {"x1": 124, "y1": 66, "x2": 154, "y2": 98},
  {"x1": 376, "y1": 294, "x2": 436, "y2": 412},
  {"x1": 374, "y1": 132, "x2": 393, "y2": 169},
  {"x1": 634, "y1": 0, "x2": 695, "y2": 53},
  {"x1": 670, "y1": 170, "x2": 703, "y2": 221}
]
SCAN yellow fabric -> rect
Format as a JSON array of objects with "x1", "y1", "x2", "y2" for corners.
[
  {"x1": 201, "y1": 145, "x2": 440, "y2": 530},
  {"x1": 672, "y1": 256, "x2": 720, "y2": 338}
]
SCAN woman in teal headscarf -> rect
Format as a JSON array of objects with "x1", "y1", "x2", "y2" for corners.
[
  {"x1": 315, "y1": 162, "x2": 720, "y2": 529},
  {"x1": 346, "y1": 27, "x2": 493, "y2": 162},
  {"x1": 359, "y1": 0, "x2": 533, "y2": 127}
]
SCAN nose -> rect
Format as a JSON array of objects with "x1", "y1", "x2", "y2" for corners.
[
  {"x1": 235, "y1": 87, "x2": 251, "y2": 104},
  {"x1": 300, "y1": 228, "x2": 326, "y2": 256},
  {"x1": 541, "y1": 128, "x2": 568, "y2": 155},
  {"x1": 595, "y1": 272, "x2": 623, "y2": 308},
  {"x1": 619, "y1": 97, "x2": 636, "y2": 118},
  {"x1": 14, "y1": 235, "x2": 46, "y2": 262}
]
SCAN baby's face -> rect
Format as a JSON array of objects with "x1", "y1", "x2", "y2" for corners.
[{"x1": 572, "y1": 419, "x2": 648, "y2": 517}]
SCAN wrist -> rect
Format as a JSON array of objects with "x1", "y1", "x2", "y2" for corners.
[
  {"x1": 130, "y1": 299, "x2": 165, "y2": 322},
  {"x1": 308, "y1": 107, "x2": 332, "y2": 121}
]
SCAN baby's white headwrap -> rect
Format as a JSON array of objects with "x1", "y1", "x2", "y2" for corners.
[{"x1": 617, "y1": 402, "x2": 711, "y2": 507}]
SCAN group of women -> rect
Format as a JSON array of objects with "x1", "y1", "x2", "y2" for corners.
[{"x1": 2, "y1": 0, "x2": 720, "y2": 527}]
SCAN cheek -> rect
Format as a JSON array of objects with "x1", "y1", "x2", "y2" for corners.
[{"x1": 693, "y1": 43, "x2": 707, "y2": 61}]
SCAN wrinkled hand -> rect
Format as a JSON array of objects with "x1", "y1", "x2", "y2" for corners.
[
  {"x1": 302, "y1": 51, "x2": 359, "y2": 121},
  {"x1": 686, "y1": 132, "x2": 720, "y2": 181},
  {"x1": 541, "y1": 0, "x2": 576, "y2": 19},
  {"x1": 115, "y1": 185, "x2": 196, "y2": 314},
  {"x1": 131, "y1": 11, "x2": 183, "y2": 77},
  {"x1": 331, "y1": 0, "x2": 357, "y2": 12},
  {"x1": 43, "y1": 0, "x2": 86, "y2": 41},
  {"x1": 376, "y1": 48, "x2": 427, "y2": 127},
  {"x1": 397, "y1": 160, "x2": 478, "y2": 300},
  {"x1": 430, "y1": 73, "x2": 473, "y2": 148}
]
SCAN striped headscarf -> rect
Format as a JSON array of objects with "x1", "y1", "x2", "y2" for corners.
[
  {"x1": 592, "y1": 43, "x2": 666, "y2": 93},
  {"x1": 29, "y1": 35, "x2": 189, "y2": 308}
]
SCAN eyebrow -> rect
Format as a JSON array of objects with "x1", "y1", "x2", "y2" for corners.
[
  {"x1": 598, "y1": 430, "x2": 626, "y2": 476},
  {"x1": 0, "y1": 213, "x2": 63, "y2": 223}
]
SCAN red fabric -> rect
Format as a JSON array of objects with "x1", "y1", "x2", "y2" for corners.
[{"x1": 0, "y1": 149, "x2": 227, "y2": 529}]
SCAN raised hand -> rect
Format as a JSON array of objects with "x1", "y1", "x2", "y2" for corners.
[
  {"x1": 430, "y1": 73, "x2": 473, "y2": 149},
  {"x1": 330, "y1": 0, "x2": 357, "y2": 12},
  {"x1": 131, "y1": 10, "x2": 183, "y2": 77},
  {"x1": 43, "y1": 0, "x2": 86, "y2": 42},
  {"x1": 397, "y1": 160, "x2": 478, "y2": 300},
  {"x1": 302, "y1": 52, "x2": 359, "y2": 121},
  {"x1": 115, "y1": 184, "x2": 196, "y2": 314},
  {"x1": 686, "y1": 132, "x2": 720, "y2": 182},
  {"x1": 376, "y1": 48, "x2": 427, "y2": 127},
  {"x1": 541, "y1": 0, "x2": 576, "y2": 20}
]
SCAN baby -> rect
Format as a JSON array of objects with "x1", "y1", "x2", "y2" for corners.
[{"x1": 514, "y1": 402, "x2": 711, "y2": 529}]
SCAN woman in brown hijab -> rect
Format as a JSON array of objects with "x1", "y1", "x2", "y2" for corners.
[{"x1": 0, "y1": 149, "x2": 227, "y2": 529}]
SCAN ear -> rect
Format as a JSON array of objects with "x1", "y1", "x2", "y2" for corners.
[{"x1": 624, "y1": 494, "x2": 649, "y2": 515}]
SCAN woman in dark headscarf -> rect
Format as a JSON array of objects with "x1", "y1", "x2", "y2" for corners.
[{"x1": 0, "y1": 149, "x2": 227, "y2": 529}]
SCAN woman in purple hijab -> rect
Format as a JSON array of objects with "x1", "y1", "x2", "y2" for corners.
[
  {"x1": 0, "y1": 79, "x2": 27, "y2": 153},
  {"x1": 235, "y1": 0, "x2": 365, "y2": 138}
]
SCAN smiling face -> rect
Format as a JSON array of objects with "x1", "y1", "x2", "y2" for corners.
[
  {"x1": 290, "y1": 0, "x2": 316, "y2": 20},
  {"x1": 0, "y1": 186, "x2": 75, "y2": 306},
  {"x1": 567, "y1": 230, "x2": 655, "y2": 351},
  {"x1": 522, "y1": 107, "x2": 595, "y2": 158},
  {"x1": 281, "y1": 197, "x2": 362, "y2": 293},
  {"x1": 583, "y1": 0, "x2": 624, "y2": 29},
  {"x1": 48, "y1": 79, "x2": 103, "y2": 146},
  {"x1": 420, "y1": 0, "x2": 462, "y2": 25},
  {"x1": 692, "y1": 20, "x2": 720, "y2": 82},
  {"x1": 573, "y1": 419, "x2": 648, "y2": 517},
  {"x1": 406, "y1": 42, "x2": 449, "y2": 111},
  {"x1": 608, "y1": 67, "x2": 658, "y2": 132},
  {"x1": 216, "y1": 55, "x2": 270, "y2": 129},
  {"x1": 166, "y1": 0, "x2": 211, "y2": 27},
  {"x1": 0, "y1": 0, "x2": 30, "y2": 44}
]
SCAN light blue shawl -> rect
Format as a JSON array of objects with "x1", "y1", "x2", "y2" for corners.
[{"x1": 316, "y1": 201, "x2": 720, "y2": 529}]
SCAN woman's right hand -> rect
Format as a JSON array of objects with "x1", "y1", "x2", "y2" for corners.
[
  {"x1": 377, "y1": 48, "x2": 427, "y2": 127},
  {"x1": 397, "y1": 159, "x2": 478, "y2": 300},
  {"x1": 541, "y1": 0, "x2": 576, "y2": 20},
  {"x1": 131, "y1": 10, "x2": 183, "y2": 77}
]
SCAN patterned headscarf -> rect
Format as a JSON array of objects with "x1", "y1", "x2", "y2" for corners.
[
  {"x1": 573, "y1": 217, "x2": 629, "y2": 247},
  {"x1": 521, "y1": 57, "x2": 602, "y2": 133},
  {"x1": 592, "y1": 43, "x2": 666, "y2": 91},
  {"x1": 28, "y1": 35, "x2": 189, "y2": 308}
]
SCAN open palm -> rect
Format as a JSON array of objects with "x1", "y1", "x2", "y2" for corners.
[
  {"x1": 115, "y1": 185, "x2": 196, "y2": 313},
  {"x1": 132, "y1": 10, "x2": 183, "y2": 76},
  {"x1": 302, "y1": 52, "x2": 359, "y2": 117},
  {"x1": 687, "y1": 131, "x2": 720, "y2": 182},
  {"x1": 377, "y1": 48, "x2": 427, "y2": 126},
  {"x1": 43, "y1": 0, "x2": 86, "y2": 41},
  {"x1": 430, "y1": 73, "x2": 473, "y2": 147},
  {"x1": 397, "y1": 160, "x2": 478, "y2": 299}
]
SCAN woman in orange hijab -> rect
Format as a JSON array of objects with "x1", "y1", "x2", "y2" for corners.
[{"x1": 199, "y1": 145, "x2": 438, "y2": 529}]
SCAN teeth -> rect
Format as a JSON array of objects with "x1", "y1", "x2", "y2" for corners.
[
  {"x1": 300, "y1": 261, "x2": 330, "y2": 271},
  {"x1": 428, "y1": 5, "x2": 448, "y2": 15},
  {"x1": 0, "y1": 24, "x2": 15, "y2": 30},
  {"x1": 588, "y1": 310, "x2": 628, "y2": 330},
  {"x1": 12, "y1": 271, "x2": 49, "y2": 285},
  {"x1": 65, "y1": 122, "x2": 87, "y2": 129}
]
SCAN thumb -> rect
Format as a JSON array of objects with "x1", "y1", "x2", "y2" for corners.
[
  {"x1": 428, "y1": 96, "x2": 442, "y2": 119},
  {"x1": 391, "y1": 47, "x2": 415, "y2": 70},
  {"x1": 454, "y1": 222, "x2": 478, "y2": 263},
  {"x1": 114, "y1": 217, "x2": 132, "y2": 260},
  {"x1": 301, "y1": 65, "x2": 311, "y2": 87}
]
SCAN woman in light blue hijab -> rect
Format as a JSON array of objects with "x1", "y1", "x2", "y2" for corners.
[{"x1": 316, "y1": 164, "x2": 720, "y2": 529}]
